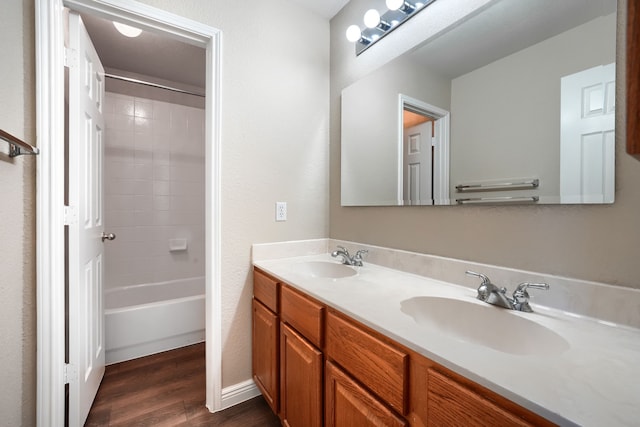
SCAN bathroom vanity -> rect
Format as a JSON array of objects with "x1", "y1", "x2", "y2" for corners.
[
  {"x1": 253, "y1": 266, "x2": 553, "y2": 426},
  {"x1": 252, "y1": 244, "x2": 640, "y2": 427}
]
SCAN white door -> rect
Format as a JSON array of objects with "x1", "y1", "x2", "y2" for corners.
[
  {"x1": 403, "y1": 121, "x2": 433, "y2": 205},
  {"x1": 560, "y1": 63, "x2": 615, "y2": 203},
  {"x1": 67, "y1": 11, "x2": 106, "y2": 426}
]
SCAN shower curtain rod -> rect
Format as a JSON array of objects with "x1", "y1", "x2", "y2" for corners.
[{"x1": 105, "y1": 73, "x2": 205, "y2": 98}]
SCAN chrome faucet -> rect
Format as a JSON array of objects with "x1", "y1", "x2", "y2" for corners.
[
  {"x1": 331, "y1": 246, "x2": 368, "y2": 266},
  {"x1": 465, "y1": 271, "x2": 549, "y2": 312}
]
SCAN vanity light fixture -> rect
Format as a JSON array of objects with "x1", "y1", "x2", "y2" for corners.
[
  {"x1": 346, "y1": 0, "x2": 436, "y2": 55},
  {"x1": 113, "y1": 21, "x2": 143, "y2": 38}
]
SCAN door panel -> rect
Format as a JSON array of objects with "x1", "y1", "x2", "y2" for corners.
[
  {"x1": 280, "y1": 323, "x2": 323, "y2": 427},
  {"x1": 560, "y1": 63, "x2": 615, "y2": 203},
  {"x1": 68, "y1": 11, "x2": 106, "y2": 426},
  {"x1": 252, "y1": 299, "x2": 279, "y2": 413},
  {"x1": 403, "y1": 122, "x2": 433, "y2": 205}
]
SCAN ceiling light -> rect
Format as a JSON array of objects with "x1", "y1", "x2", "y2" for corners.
[
  {"x1": 386, "y1": 0, "x2": 405, "y2": 10},
  {"x1": 363, "y1": 9, "x2": 381, "y2": 29},
  {"x1": 346, "y1": 25, "x2": 362, "y2": 43},
  {"x1": 113, "y1": 21, "x2": 142, "y2": 38}
]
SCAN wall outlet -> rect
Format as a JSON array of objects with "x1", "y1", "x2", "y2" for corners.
[{"x1": 275, "y1": 202, "x2": 287, "y2": 221}]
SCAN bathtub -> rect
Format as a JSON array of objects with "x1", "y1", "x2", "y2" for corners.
[{"x1": 104, "y1": 276, "x2": 205, "y2": 364}]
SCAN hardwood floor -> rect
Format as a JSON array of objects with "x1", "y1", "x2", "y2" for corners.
[{"x1": 85, "y1": 343, "x2": 282, "y2": 426}]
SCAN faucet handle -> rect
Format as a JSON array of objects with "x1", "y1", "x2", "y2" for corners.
[
  {"x1": 354, "y1": 249, "x2": 368, "y2": 258},
  {"x1": 513, "y1": 282, "x2": 549, "y2": 298},
  {"x1": 465, "y1": 270, "x2": 491, "y2": 284},
  {"x1": 512, "y1": 282, "x2": 549, "y2": 312},
  {"x1": 352, "y1": 249, "x2": 368, "y2": 266}
]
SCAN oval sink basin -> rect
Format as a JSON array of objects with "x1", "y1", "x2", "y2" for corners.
[
  {"x1": 291, "y1": 261, "x2": 357, "y2": 279},
  {"x1": 401, "y1": 296, "x2": 569, "y2": 356}
]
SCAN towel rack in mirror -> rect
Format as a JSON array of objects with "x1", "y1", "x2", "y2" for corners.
[
  {"x1": 0, "y1": 128, "x2": 40, "y2": 157},
  {"x1": 456, "y1": 196, "x2": 539, "y2": 204},
  {"x1": 455, "y1": 179, "x2": 539, "y2": 192}
]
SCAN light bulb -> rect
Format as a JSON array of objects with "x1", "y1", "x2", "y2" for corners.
[
  {"x1": 386, "y1": 0, "x2": 405, "y2": 11},
  {"x1": 346, "y1": 25, "x2": 362, "y2": 43},
  {"x1": 363, "y1": 9, "x2": 381, "y2": 29},
  {"x1": 113, "y1": 21, "x2": 142, "y2": 38}
]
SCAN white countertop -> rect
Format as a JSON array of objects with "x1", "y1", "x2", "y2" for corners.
[{"x1": 254, "y1": 253, "x2": 640, "y2": 427}]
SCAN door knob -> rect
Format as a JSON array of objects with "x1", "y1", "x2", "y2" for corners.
[{"x1": 101, "y1": 232, "x2": 116, "y2": 242}]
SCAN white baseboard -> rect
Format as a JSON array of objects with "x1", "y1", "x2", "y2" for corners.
[
  {"x1": 105, "y1": 332, "x2": 205, "y2": 365},
  {"x1": 220, "y1": 379, "x2": 261, "y2": 410}
]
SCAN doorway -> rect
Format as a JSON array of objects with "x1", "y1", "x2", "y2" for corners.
[
  {"x1": 398, "y1": 94, "x2": 450, "y2": 205},
  {"x1": 35, "y1": 1, "x2": 222, "y2": 425}
]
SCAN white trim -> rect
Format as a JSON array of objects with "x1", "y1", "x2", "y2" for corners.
[
  {"x1": 433, "y1": 114, "x2": 450, "y2": 205},
  {"x1": 205, "y1": 23, "x2": 224, "y2": 413},
  {"x1": 395, "y1": 95, "x2": 405, "y2": 203},
  {"x1": 221, "y1": 380, "x2": 261, "y2": 410},
  {"x1": 35, "y1": 1, "x2": 223, "y2": 424},
  {"x1": 35, "y1": 1, "x2": 67, "y2": 424},
  {"x1": 398, "y1": 94, "x2": 451, "y2": 205}
]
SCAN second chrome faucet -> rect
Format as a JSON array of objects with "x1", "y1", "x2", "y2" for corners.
[
  {"x1": 466, "y1": 270, "x2": 549, "y2": 313},
  {"x1": 331, "y1": 246, "x2": 368, "y2": 267}
]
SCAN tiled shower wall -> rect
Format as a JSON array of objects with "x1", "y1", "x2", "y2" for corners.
[{"x1": 103, "y1": 92, "x2": 205, "y2": 290}]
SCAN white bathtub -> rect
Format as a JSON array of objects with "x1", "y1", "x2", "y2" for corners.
[{"x1": 104, "y1": 276, "x2": 205, "y2": 364}]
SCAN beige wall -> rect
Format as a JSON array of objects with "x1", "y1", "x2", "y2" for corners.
[
  {"x1": 0, "y1": 1, "x2": 36, "y2": 426},
  {"x1": 1, "y1": 0, "x2": 329, "y2": 421},
  {"x1": 330, "y1": 1, "x2": 640, "y2": 289}
]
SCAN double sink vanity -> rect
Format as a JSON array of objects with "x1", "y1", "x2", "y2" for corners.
[{"x1": 252, "y1": 240, "x2": 640, "y2": 426}]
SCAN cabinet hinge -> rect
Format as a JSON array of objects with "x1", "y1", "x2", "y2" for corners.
[
  {"x1": 64, "y1": 47, "x2": 77, "y2": 69},
  {"x1": 64, "y1": 205, "x2": 78, "y2": 225},
  {"x1": 64, "y1": 363, "x2": 78, "y2": 385}
]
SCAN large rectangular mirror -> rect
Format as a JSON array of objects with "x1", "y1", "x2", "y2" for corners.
[{"x1": 341, "y1": 0, "x2": 617, "y2": 206}]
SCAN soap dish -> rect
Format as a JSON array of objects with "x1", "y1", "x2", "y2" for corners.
[{"x1": 169, "y1": 238, "x2": 188, "y2": 252}]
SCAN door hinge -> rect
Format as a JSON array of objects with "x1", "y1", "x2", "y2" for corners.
[
  {"x1": 64, "y1": 205, "x2": 78, "y2": 225},
  {"x1": 64, "y1": 363, "x2": 78, "y2": 385},
  {"x1": 64, "y1": 47, "x2": 77, "y2": 68}
]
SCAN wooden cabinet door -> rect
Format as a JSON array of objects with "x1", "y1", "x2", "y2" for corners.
[
  {"x1": 281, "y1": 323, "x2": 323, "y2": 427},
  {"x1": 326, "y1": 361, "x2": 407, "y2": 427},
  {"x1": 427, "y1": 369, "x2": 536, "y2": 427},
  {"x1": 252, "y1": 298, "x2": 279, "y2": 414}
]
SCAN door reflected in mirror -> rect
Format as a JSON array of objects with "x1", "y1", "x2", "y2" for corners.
[
  {"x1": 340, "y1": 0, "x2": 617, "y2": 206},
  {"x1": 400, "y1": 95, "x2": 450, "y2": 205}
]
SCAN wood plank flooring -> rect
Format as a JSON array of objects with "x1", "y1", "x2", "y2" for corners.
[{"x1": 85, "y1": 343, "x2": 281, "y2": 426}]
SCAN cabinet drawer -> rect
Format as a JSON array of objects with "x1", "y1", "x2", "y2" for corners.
[
  {"x1": 428, "y1": 369, "x2": 536, "y2": 427},
  {"x1": 326, "y1": 310, "x2": 408, "y2": 415},
  {"x1": 253, "y1": 269, "x2": 279, "y2": 312},
  {"x1": 281, "y1": 285, "x2": 324, "y2": 348}
]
